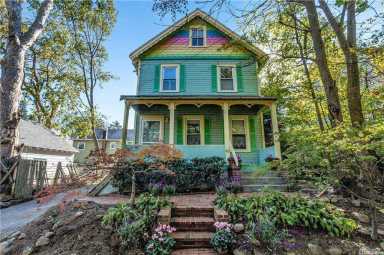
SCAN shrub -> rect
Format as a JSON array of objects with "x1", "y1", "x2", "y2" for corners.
[
  {"x1": 111, "y1": 156, "x2": 226, "y2": 193},
  {"x1": 145, "y1": 224, "x2": 176, "y2": 255},
  {"x1": 102, "y1": 193, "x2": 170, "y2": 249},
  {"x1": 215, "y1": 191, "x2": 357, "y2": 237},
  {"x1": 210, "y1": 222, "x2": 235, "y2": 253}
]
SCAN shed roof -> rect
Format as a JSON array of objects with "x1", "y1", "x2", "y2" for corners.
[{"x1": 19, "y1": 120, "x2": 77, "y2": 153}]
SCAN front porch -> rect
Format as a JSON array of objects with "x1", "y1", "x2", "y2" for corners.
[{"x1": 120, "y1": 96, "x2": 281, "y2": 165}]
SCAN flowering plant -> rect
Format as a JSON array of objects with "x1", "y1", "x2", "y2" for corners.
[
  {"x1": 145, "y1": 224, "x2": 176, "y2": 255},
  {"x1": 211, "y1": 222, "x2": 235, "y2": 253}
]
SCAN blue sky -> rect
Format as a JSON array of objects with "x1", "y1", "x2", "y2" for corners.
[{"x1": 96, "y1": 1, "x2": 240, "y2": 128}]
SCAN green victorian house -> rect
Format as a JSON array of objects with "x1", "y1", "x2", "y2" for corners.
[{"x1": 120, "y1": 9, "x2": 281, "y2": 166}]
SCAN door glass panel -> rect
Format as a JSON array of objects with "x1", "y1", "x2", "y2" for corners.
[
  {"x1": 186, "y1": 119, "x2": 201, "y2": 145},
  {"x1": 231, "y1": 119, "x2": 247, "y2": 149}
]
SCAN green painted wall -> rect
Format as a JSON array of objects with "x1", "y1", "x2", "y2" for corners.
[
  {"x1": 137, "y1": 59, "x2": 259, "y2": 96},
  {"x1": 133, "y1": 105, "x2": 265, "y2": 164}
]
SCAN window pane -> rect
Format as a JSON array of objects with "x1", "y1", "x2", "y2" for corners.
[
  {"x1": 162, "y1": 66, "x2": 177, "y2": 91},
  {"x1": 220, "y1": 79, "x2": 234, "y2": 91},
  {"x1": 163, "y1": 79, "x2": 176, "y2": 90},
  {"x1": 187, "y1": 119, "x2": 201, "y2": 145},
  {"x1": 232, "y1": 120, "x2": 245, "y2": 134},
  {"x1": 143, "y1": 120, "x2": 160, "y2": 143},
  {"x1": 163, "y1": 67, "x2": 176, "y2": 79},
  {"x1": 232, "y1": 134, "x2": 246, "y2": 149},
  {"x1": 191, "y1": 28, "x2": 204, "y2": 46},
  {"x1": 220, "y1": 67, "x2": 233, "y2": 79}
]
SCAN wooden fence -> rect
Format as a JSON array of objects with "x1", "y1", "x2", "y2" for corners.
[{"x1": 13, "y1": 159, "x2": 48, "y2": 199}]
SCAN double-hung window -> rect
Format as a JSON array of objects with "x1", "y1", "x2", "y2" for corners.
[
  {"x1": 230, "y1": 116, "x2": 250, "y2": 152},
  {"x1": 184, "y1": 116, "x2": 204, "y2": 145},
  {"x1": 218, "y1": 65, "x2": 237, "y2": 92},
  {"x1": 161, "y1": 65, "x2": 179, "y2": 92},
  {"x1": 141, "y1": 116, "x2": 163, "y2": 144},
  {"x1": 190, "y1": 27, "x2": 205, "y2": 47}
]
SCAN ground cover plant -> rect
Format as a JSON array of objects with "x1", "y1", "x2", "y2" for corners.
[
  {"x1": 215, "y1": 191, "x2": 358, "y2": 237},
  {"x1": 102, "y1": 193, "x2": 170, "y2": 250}
]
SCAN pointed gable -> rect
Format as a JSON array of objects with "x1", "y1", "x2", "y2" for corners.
[{"x1": 130, "y1": 9, "x2": 267, "y2": 65}]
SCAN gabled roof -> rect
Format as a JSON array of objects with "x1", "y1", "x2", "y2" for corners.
[
  {"x1": 129, "y1": 9, "x2": 268, "y2": 65},
  {"x1": 19, "y1": 120, "x2": 77, "y2": 153}
]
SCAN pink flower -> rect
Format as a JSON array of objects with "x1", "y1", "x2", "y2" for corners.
[{"x1": 214, "y1": 221, "x2": 232, "y2": 230}]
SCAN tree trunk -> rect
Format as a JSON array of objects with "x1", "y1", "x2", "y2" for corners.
[
  {"x1": 1, "y1": 44, "x2": 26, "y2": 160},
  {"x1": 1, "y1": 0, "x2": 53, "y2": 163},
  {"x1": 346, "y1": 0, "x2": 364, "y2": 126},
  {"x1": 292, "y1": 15, "x2": 325, "y2": 131},
  {"x1": 319, "y1": 0, "x2": 364, "y2": 126},
  {"x1": 301, "y1": 0, "x2": 343, "y2": 126}
]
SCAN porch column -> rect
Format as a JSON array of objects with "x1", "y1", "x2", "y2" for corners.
[
  {"x1": 222, "y1": 103, "x2": 230, "y2": 157},
  {"x1": 168, "y1": 103, "x2": 175, "y2": 146},
  {"x1": 270, "y1": 102, "x2": 281, "y2": 159},
  {"x1": 121, "y1": 101, "x2": 130, "y2": 147}
]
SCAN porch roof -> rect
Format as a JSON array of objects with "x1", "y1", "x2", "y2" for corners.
[{"x1": 120, "y1": 95, "x2": 277, "y2": 107}]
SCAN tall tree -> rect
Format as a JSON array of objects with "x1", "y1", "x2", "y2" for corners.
[
  {"x1": 22, "y1": 15, "x2": 82, "y2": 130},
  {"x1": 57, "y1": 0, "x2": 116, "y2": 150},
  {"x1": 1, "y1": 0, "x2": 53, "y2": 161},
  {"x1": 297, "y1": 0, "x2": 343, "y2": 126},
  {"x1": 318, "y1": 0, "x2": 364, "y2": 126}
]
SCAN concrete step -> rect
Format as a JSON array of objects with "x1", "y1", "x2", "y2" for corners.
[
  {"x1": 172, "y1": 207, "x2": 214, "y2": 218},
  {"x1": 171, "y1": 231, "x2": 213, "y2": 249},
  {"x1": 242, "y1": 184, "x2": 288, "y2": 192},
  {"x1": 171, "y1": 248, "x2": 216, "y2": 255},
  {"x1": 171, "y1": 217, "x2": 215, "y2": 232}
]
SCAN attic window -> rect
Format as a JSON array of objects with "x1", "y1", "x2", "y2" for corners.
[{"x1": 190, "y1": 27, "x2": 205, "y2": 47}]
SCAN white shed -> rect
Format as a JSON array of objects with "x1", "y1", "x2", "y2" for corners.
[{"x1": 18, "y1": 120, "x2": 78, "y2": 182}]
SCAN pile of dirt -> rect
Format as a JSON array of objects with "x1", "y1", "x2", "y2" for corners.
[{"x1": 5, "y1": 200, "x2": 123, "y2": 255}]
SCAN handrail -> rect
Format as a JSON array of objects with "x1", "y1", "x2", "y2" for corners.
[{"x1": 228, "y1": 142, "x2": 239, "y2": 167}]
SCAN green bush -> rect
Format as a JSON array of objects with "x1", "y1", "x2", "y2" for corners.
[
  {"x1": 215, "y1": 191, "x2": 357, "y2": 237},
  {"x1": 111, "y1": 156, "x2": 226, "y2": 193},
  {"x1": 102, "y1": 193, "x2": 170, "y2": 249}
]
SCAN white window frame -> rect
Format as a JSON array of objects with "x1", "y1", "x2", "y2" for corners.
[
  {"x1": 230, "y1": 115, "x2": 250, "y2": 152},
  {"x1": 160, "y1": 64, "x2": 180, "y2": 92},
  {"x1": 183, "y1": 115, "x2": 205, "y2": 145},
  {"x1": 78, "y1": 142, "x2": 85, "y2": 150},
  {"x1": 217, "y1": 65, "x2": 237, "y2": 92},
  {"x1": 189, "y1": 26, "x2": 207, "y2": 47},
  {"x1": 140, "y1": 115, "x2": 164, "y2": 144}
]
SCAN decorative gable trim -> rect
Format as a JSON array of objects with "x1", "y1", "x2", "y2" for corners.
[{"x1": 129, "y1": 9, "x2": 267, "y2": 65}]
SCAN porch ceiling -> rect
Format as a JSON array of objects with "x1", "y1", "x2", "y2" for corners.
[{"x1": 120, "y1": 95, "x2": 277, "y2": 107}]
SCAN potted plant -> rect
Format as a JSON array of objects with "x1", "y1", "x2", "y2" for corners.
[{"x1": 210, "y1": 222, "x2": 235, "y2": 254}]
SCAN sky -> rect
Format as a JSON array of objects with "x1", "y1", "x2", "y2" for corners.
[{"x1": 96, "y1": 0, "x2": 240, "y2": 128}]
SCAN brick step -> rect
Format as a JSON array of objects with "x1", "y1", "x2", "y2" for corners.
[
  {"x1": 171, "y1": 248, "x2": 216, "y2": 255},
  {"x1": 171, "y1": 217, "x2": 215, "y2": 232},
  {"x1": 242, "y1": 184, "x2": 288, "y2": 192},
  {"x1": 172, "y1": 207, "x2": 214, "y2": 217},
  {"x1": 171, "y1": 231, "x2": 212, "y2": 249}
]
